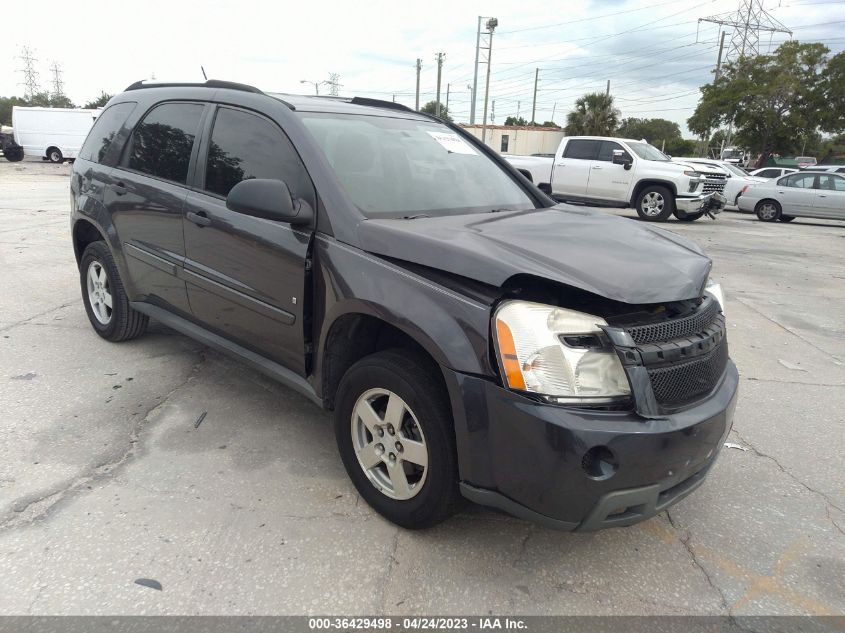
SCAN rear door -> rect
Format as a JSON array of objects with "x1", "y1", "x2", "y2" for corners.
[
  {"x1": 107, "y1": 101, "x2": 207, "y2": 314},
  {"x1": 775, "y1": 172, "x2": 817, "y2": 216},
  {"x1": 551, "y1": 139, "x2": 598, "y2": 198},
  {"x1": 814, "y1": 174, "x2": 845, "y2": 219},
  {"x1": 182, "y1": 105, "x2": 315, "y2": 374},
  {"x1": 586, "y1": 140, "x2": 633, "y2": 201}
]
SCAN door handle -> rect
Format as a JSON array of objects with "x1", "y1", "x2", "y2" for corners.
[
  {"x1": 114, "y1": 181, "x2": 126, "y2": 196},
  {"x1": 592, "y1": 165, "x2": 602, "y2": 169},
  {"x1": 186, "y1": 210, "x2": 212, "y2": 227},
  {"x1": 818, "y1": 194, "x2": 827, "y2": 198}
]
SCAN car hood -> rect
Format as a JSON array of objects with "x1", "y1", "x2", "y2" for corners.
[{"x1": 357, "y1": 205, "x2": 712, "y2": 305}]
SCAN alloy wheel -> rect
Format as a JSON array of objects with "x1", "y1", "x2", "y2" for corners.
[
  {"x1": 351, "y1": 388, "x2": 428, "y2": 500},
  {"x1": 641, "y1": 191, "x2": 665, "y2": 217},
  {"x1": 758, "y1": 203, "x2": 778, "y2": 220},
  {"x1": 86, "y1": 260, "x2": 113, "y2": 325}
]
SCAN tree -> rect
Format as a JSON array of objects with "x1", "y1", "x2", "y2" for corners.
[
  {"x1": 84, "y1": 92, "x2": 112, "y2": 109},
  {"x1": 617, "y1": 117, "x2": 681, "y2": 143},
  {"x1": 564, "y1": 93, "x2": 619, "y2": 136},
  {"x1": 420, "y1": 101, "x2": 452, "y2": 121},
  {"x1": 688, "y1": 41, "x2": 834, "y2": 156},
  {"x1": 541, "y1": 121, "x2": 560, "y2": 128},
  {"x1": 504, "y1": 115, "x2": 528, "y2": 126},
  {"x1": 0, "y1": 96, "x2": 28, "y2": 126}
]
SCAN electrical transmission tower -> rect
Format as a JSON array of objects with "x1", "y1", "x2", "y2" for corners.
[
  {"x1": 18, "y1": 47, "x2": 41, "y2": 99},
  {"x1": 326, "y1": 73, "x2": 341, "y2": 96},
  {"x1": 50, "y1": 62, "x2": 65, "y2": 99},
  {"x1": 699, "y1": 0, "x2": 792, "y2": 64}
]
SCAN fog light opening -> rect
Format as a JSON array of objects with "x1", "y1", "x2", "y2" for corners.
[{"x1": 582, "y1": 446, "x2": 619, "y2": 480}]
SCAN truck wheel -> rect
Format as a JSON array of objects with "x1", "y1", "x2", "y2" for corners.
[
  {"x1": 3, "y1": 147, "x2": 23, "y2": 162},
  {"x1": 334, "y1": 349, "x2": 464, "y2": 529},
  {"x1": 80, "y1": 241, "x2": 148, "y2": 342},
  {"x1": 755, "y1": 200, "x2": 781, "y2": 222},
  {"x1": 675, "y1": 211, "x2": 704, "y2": 222},
  {"x1": 47, "y1": 147, "x2": 64, "y2": 163},
  {"x1": 635, "y1": 186, "x2": 674, "y2": 222}
]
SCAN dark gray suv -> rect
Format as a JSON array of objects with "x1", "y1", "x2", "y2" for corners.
[{"x1": 70, "y1": 80, "x2": 738, "y2": 530}]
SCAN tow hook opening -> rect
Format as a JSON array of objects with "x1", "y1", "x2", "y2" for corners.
[{"x1": 582, "y1": 446, "x2": 619, "y2": 480}]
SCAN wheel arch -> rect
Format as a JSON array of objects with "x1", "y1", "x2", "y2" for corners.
[
  {"x1": 631, "y1": 179, "x2": 678, "y2": 206},
  {"x1": 72, "y1": 218, "x2": 106, "y2": 264}
]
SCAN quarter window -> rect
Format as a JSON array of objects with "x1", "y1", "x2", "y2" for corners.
[
  {"x1": 203, "y1": 107, "x2": 313, "y2": 202},
  {"x1": 78, "y1": 102, "x2": 136, "y2": 163},
  {"x1": 563, "y1": 139, "x2": 599, "y2": 160},
  {"x1": 126, "y1": 102, "x2": 204, "y2": 184}
]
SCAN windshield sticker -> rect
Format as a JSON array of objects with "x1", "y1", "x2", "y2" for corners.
[{"x1": 426, "y1": 131, "x2": 478, "y2": 155}]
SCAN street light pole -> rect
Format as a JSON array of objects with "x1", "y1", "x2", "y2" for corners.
[
  {"x1": 480, "y1": 17, "x2": 498, "y2": 145},
  {"x1": 300, "y1": 79, "x2": 326, "y2": 95}
]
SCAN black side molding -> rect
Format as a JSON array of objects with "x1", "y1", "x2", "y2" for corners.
[{"x1": 129, "y1": 302, "x2": 321, "y2": 406}]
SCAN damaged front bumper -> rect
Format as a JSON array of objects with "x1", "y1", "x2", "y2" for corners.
[{"x1": 676, "y1": 192, "x2": 727, "y2": 218}]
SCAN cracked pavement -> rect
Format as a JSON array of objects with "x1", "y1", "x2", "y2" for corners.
[{"x1": 1, "y1": 160, "x2": 843, "y2": 616}]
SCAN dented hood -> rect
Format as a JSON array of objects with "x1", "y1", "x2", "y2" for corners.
[{"x1": 357, "y1": 206, "x2": 712, "y2": 304}]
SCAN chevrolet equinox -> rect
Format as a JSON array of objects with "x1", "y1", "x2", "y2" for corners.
[{"x1": 70, "y1": 80, "x2": 738, "y2": 530}]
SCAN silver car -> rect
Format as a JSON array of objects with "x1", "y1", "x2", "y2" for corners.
[{"x1": 737, "y1": 171, "x2": 845, "y2": 222}]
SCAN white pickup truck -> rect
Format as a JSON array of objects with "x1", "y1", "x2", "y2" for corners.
[{"x1": 506, "y1": 136, "x2": 727, "y2": 222}]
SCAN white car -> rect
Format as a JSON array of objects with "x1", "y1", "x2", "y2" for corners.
[
  {"x1": 800, "y1": 164, "x2": 845, "y2": 174},
  {"x1": 737, "y1": 170, "x2": 845, "y2": 222},
  {"x1": 674, "y1": 157, "x2": 767, "y2": 210},
  {"x1": 750, "y1": 167, "x2": 798, "y2": 179}
]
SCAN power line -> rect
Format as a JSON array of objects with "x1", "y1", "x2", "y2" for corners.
[{"x1": 699, "y1": 0, "x2": 793, "y2": 63}]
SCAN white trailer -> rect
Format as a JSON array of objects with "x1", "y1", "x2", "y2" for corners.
[{"x1": 12, "y1": 107, "x2": 100, "y2": 163}]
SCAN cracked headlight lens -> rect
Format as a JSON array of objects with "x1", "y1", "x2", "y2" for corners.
[{"x1": 494, "y1": 301, "x2": 631, "y2": 404}]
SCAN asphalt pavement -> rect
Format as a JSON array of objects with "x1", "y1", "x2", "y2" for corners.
[{"x1": 1, "y1": 159, "x2": 843, "y2": 616}]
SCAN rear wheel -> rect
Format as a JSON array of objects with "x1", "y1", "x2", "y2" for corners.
[
  {"x1": 47, "y1": 147, "x2": 63, "y2": 163},
  {"x1": 635, "y1": 185, "x2": 674, "y2": 222},
  {"x1": 80, "y1": 241, "x2": 148, "y2": 342},
  {"x1": 334, "y1": 349, "x2": 464, "y2": 529},
  {"x1": 779, "y1": 215, "x2": 795, "y2": 222},
  {"x1": 755, "y1": 200, "x2": 781, "y2": 222}
]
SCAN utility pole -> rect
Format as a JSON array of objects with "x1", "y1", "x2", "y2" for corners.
[
  {"x1": 50, "y1": 62, "x2": 64, "y2": 100},
  {"x1": 17, "y1": 47, "x2": 40, "y2": 100},
  {"x1": 470, "y1": 16, "x2": 482, "y2": 124},
  {"x1": 606, "y1": 80, "x2": 610, "y2": 96},
  {"x1": 715, "y1": 30, "x2": 727, "y2": 79},
  {"x1": 531, "y1": 68, "x2": 539, "y2": 125},
  {"x1": 480, "y1": 17, "x2": 498, "y2": 144},
  {"x1": 551, "y1": 102, "x2": 557, "y2": 124},
  {"x1": 445, "y1": 83, "x2": 450, "y2": 114},
  {"x1": 435, "y1": 52, "x2": 444, "y2": 117},
  {"x1": 415, "y1": 58, "x2": 422, "y2": 111}
]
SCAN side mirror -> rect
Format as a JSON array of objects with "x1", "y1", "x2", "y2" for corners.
[
  {"x1": 226, "y1": 178, "x2": 312, "y2": 226},
  {"x1": 612, "y1": 149, "x2": 633, "y2": 170}
]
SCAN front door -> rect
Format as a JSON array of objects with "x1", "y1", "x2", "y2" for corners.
[
  {"x1": 586, "y1": 140, "x2": 633, "y2": 201},
  {"x1": 107, "y1": 101, "x2": 207, "y2": 315},
  {"x1": 182, "y1": 106, "x2": 316, "y2": 375}
]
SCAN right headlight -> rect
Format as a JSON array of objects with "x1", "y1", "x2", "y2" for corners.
[{"x1": 494, "y1": 300, "x2": 631, "y2": 405}]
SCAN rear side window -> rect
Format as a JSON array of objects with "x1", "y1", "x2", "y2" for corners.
[
  {"x1": 126, "y1": 102, "x2": 204, "y2": 184},
  {"x1": 819, "y1": 174, "x2": 845, "y2": 191},
  {"x1": 203, "y1": 107, "x2": 313, "y2": 203},
  {"x1": 757, "y1": 169, "x2": 778, "y2": 178},
  {"x1": 78, "y1": 102, "x2": 136, "y2": 163},
  {"x1": 563, "y1": 139, "x2": 598, "y2": 160}
]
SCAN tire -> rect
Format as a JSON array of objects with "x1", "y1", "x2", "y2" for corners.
[
  {"x1": 634, "y1": 185, "x2": 675, "y2": 222},
  {"x1": 334, "y1": 349, "x2": 464, "y2": 529},
  {"x1": 674, "y1": 211, "x2": 705, "y2": 222},
  {"x1": 755, "y1": 200, "x2": 781, "y2": 222},
  {"x1": 779, "y1": 215, "x2": 795, "y2": 222},
  {"x1": 79, "y1": 241, "x2": 148, "y2": 342},
  {"x1": 3, "y1": 147, "x2": 23, "y2": 162},
  {"x1": 47, "y1": 147, "x2": 63, "y2": 163}
]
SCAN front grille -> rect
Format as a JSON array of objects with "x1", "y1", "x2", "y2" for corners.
[
  {"x1": 702, "y1": 177, "x2": 727, "y2": 194},
  {"x1": 647, "y1": 341, "x2": 729, "y2": 407},
  {"x1": 625, "y1": 298, "x2": 720, "y2": 344}
]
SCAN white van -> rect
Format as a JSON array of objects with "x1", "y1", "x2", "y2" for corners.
[{"x1": 12, "y1": 107, "x2": 100, "y2": 163}]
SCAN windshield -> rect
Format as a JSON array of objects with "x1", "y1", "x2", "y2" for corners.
[
  {"x1": 627, "y1": 142, "x2": 670, "y2": 162},
  {"x1": 297, "y1": 112, "x2": 535, "y2": 218},
  {"x1": 720, "y1": 162, "x2": 748, "y2": 177},
  {"x1": 722, "y1": 149, "x2": 743, "y2": 159}
]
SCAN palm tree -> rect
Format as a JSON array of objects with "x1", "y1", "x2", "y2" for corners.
[{"x1": 564, "y1": 93, "x2": 620, "y2": 136}]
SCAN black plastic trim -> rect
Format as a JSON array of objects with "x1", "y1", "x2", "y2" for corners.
[
  {"x1": 459, "y1": 483, "x2": 579, "y2": 531},
  {"x1": 124, "y1": 80, "x2": 263, "y2": 94}
]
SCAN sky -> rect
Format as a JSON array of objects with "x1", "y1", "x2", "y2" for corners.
[{"x1": 3, "y1": 0, "x2": 844, "y2": 136}]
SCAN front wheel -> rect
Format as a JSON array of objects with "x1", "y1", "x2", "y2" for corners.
[
  {"x1": 755, "y1": 200, "x2": 781, "y2": 222},
  {"x1": 635, "y1": 186, "x2": 675, "y2": 222},
  {"x1": 334, "y1": 350, "x2": 464, "y2": 529},
  {"x1": 48, "y1": 148, "x2": 63, "y2": 163}
]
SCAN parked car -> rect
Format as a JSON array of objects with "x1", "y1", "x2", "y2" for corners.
[
  {"x1": 673, "y1": 157, "x2": 768, "y2": 210},
  {"x1": 750, "y1": 167, "x2": 798, "y2": 179},
  {"x1": 737, "y1": 170, "x2": 845, "y2": 222},
  {"x1": 11, "y1": 106, "x2": 100, "y2": 163},
  {"x1": 799, "y1": 164, "x2": 845, "y2": 174},
  {"x1": 70, "y1": 80, "x2": 737, "y2": 531},
  {"x1": 505, "y1": 136, "x2": 726, "y2": 222}
]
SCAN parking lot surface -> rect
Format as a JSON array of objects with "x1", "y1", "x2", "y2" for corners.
[{"x1": 1, "y1": 159, "x2": 843, "y2": 616}]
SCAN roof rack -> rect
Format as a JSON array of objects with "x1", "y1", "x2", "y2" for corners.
[
  {"x1": 123, "y1": 79, "x2": 263, "y2": 94},
  {"x1": 349, "y1": 97, "x2": 414, "y2": 113}
]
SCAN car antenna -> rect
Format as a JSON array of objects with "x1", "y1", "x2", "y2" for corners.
[{"x1": 201, "y1": 66, "x2": 208, "y2": 81}]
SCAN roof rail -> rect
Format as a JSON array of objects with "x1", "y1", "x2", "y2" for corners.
[
  {"x1": 123, "y1": 79, "x2": 263, "y2": 94},
  {"x1": 349, "y1": 97, "x2": 415, "y2": 113}
]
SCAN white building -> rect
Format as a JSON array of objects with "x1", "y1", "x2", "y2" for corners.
[{"x1": 460, "y1": 124, "x2": 565, "y2": 156}]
